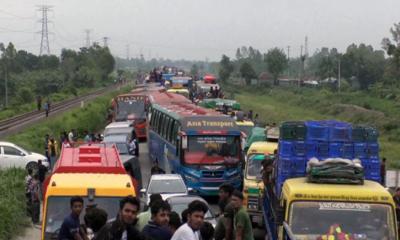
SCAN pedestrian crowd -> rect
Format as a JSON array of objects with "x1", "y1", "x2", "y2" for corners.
[{"x1": 54, "y1": 182, "x2": 253, "y2": 240}]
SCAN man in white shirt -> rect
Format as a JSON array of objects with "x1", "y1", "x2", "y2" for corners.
[{"x1": 171, "y1": 200, "x2": 208, "y2": 240}]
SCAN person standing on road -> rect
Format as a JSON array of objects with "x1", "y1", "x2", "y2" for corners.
[
  {"x1": 48, "y1": 137, "x2": 59, "y2": 169},
  {"x1": 58, "y1": 196, "x2": 85, "y2": 240},
  {"x1": 37, "y1": 160, "x2": 48, "y2": 198},
  {"x1": 30, "y1": 174, "x2": 41, "y2": 224},
  {"x1": 231, "y1": 190, "x2": 254, "y2": 240},
  {"x1": 171, "y1": 200, "x2": 208, "y2": 240},
  {"x1": 200, "y1": 222, "x2": 215, "y2": 240},
  {"x1": 44, "y1": 101, "x2": 50, "y2": 117},
  {"x1": 214, "y1": 184, "x2": 234, "y2": 240},
  {"x1": 45, "y1": 134, "x2": 50, "y2": 161},
  {"x1": 68, "y1": 129, "x2": 75, "y2": 147},
  {"x1": 142, "y1": 200, "x2": 173, "y2": 240},
  {"x1": 37, "y1": 95, "x2": 42, "y2": 111},
  {"x1": 95, "y1": 196, "x2": 145, "y2": 240},
  {"x1": 137, "y1": 194, "x2": 162, "y2": 231},
  {"x1": 168, "y1": 212, "x2": 181, "y2": 235}
]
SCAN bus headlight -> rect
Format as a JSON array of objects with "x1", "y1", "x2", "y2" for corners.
[{"x1": 185, "y1": 174, "x2": 198, "y2": 183}]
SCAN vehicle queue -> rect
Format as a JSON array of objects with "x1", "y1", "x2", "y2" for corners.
[{"x1": 6, "y1": 67, "x2": 398, "y2": 240}]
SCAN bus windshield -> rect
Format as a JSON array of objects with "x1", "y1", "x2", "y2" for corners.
[
  {"x1": 289, "y1": 201, "x2": 396, "y2": 240},
  {"x1": 185, "y1": 135, "x2": 240, "y2": 165},
  {"x1": 44, "y1": 196, "x2": 122, "y2": 237},
  {"x1": 116, "y1": 101, "x2": 145, "y2": 120}
]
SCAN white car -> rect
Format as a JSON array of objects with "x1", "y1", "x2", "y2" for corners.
[
  {"x1": 0, "y1": 141, "x2": 49, "y2": 170},
  {"x1": 141, "y1": 174, "x2": 191, "y2": 205}
]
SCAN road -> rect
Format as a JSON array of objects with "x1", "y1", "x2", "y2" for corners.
[{"x1": 16, "y1": 142, "x2": 265, "y2": 239}]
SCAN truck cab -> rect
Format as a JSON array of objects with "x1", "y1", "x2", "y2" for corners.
[
  {"x1": 271, "y1": 177, "x2": 397, "y2": 240},
  {"x1": 243, "y1": 142, "x2": 277, "y2": 227}
]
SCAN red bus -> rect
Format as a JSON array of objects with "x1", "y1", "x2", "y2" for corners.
[{"x1": 113, "y1": 93, "x2": 149, "y2": 140}]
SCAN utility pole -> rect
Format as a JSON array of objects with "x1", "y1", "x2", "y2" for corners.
[
  {"x1": 103, "y1": 37, "x2": 108, "y2": 47},
  {"x1": 126, "y1": 44, "x2": 130, "y2": 60},
  {"x1": 299, "y1": 45, "x2": 304, "y2": 87},
  {"x1": 338, "y1": 57, "x2": 341, "y2": 93},
  {"x1": 85, "y1": 29, "x2": 91, "y2": 48},
  {"x1": 4, "y1": 64, "x2": 7, "y2": 107},
  {"x1": 37, "y1": 5, "x2": 52, "y2": 55},
  {"x1": 287, "y1": 46, "x2": 290, "y2": 77}
]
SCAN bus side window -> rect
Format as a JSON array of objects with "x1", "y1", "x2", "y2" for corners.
[
  {"x1": 164, "y1": 117, "x2": 171, "y2": 139},
  {"x1": 157, "y1": 112, "x2": 164, "y2": 135},
  {"x1": 149, "y1": 107, "x2": 154, "y2": 127},
  {"x1": 170, "y1": 120, "x2": 176, "y2": 145}
]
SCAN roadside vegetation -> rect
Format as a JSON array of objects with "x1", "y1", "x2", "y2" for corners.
[
  {"x1": 1, "y1": 86, "x2": 129, "y2": 239},
  {"x1": 0, "y1": 168, "x2": 28, "y2": 240},
  {"x1": 212, "y1": 23, "x2": 400, "y2": 169},
  {"x1": 224, "y1": 84, "x2": 400, "y2": 168},
  {"x1": 0, "y1": 42, "x2": 115, "y2": 120}
]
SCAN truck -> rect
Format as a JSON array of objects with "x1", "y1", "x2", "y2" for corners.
[{"x1": 262, "y1": 120, "x2": 398, "y2": 240}]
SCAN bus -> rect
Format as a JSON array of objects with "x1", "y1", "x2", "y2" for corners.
[
  {"x1": 147, "y1": 91, "x2": 245, "y2": 195},
  {"x1": 41, "y1": 145, "x2": 136, "y2": 240},
  {"x1": 113, "y1": 93, "x2": 149, "y2": 140}
]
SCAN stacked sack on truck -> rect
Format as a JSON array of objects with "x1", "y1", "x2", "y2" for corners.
[{"x1": 275, "y1": 120, "x2": 379, "y2": 196}]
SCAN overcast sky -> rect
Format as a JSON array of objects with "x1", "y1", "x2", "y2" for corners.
[{"x1": 1, "y1": 0, "x2": 399, "y2": 61}]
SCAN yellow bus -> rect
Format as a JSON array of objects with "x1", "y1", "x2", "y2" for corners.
[{"x1": 41, "y1": 145, "x2": 136, "y2": 239}]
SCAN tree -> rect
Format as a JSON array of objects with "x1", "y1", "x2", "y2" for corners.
[
  {"x1": 235, "y1": 48, "x2": 242, "y2": 60},
  {"x1": 341, "y1": 44, "x2": 385, "y2": 89},
  {"x1": 265, "y1": 48, "x2": 288, "y2": 85},
  {"x1": 219, "y1": 55, "x2": 234, "y2": 82},
  {"x1": 382, "y1": 23, "x2": 400, "y2": 85},
  {"x1": 239, "y1": 62, "x2": 257, "y2": 85},
  {"x1": 190, "y1": 64, "x2": 199, "y2": 76}
]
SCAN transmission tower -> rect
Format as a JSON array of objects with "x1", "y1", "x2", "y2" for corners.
[
  {"x1": 37, "y1": 5, "x2": 52, "y2": 55},
  {"x1": 126, "y1": 44, "x2": 130, "y2": 60},
  {"x1": 85, "y1": 29, "x2": 91, "y2": 48},
  {"x1": 304, "y1": 36, "x2": 309, "y2": 58},
  {"x1": 103, "y1": 37, "x2": 109, "y2": 47}
]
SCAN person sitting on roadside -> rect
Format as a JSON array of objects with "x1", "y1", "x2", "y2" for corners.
[
  {"x1": 58, "y1": 196, "x2": 85, "y2": 240},
  {"x1": 142, "y1": 200, "x2": 173, "y2": 240}
]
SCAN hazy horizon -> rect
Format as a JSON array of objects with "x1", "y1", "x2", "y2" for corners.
[{"x1": 1, "y1": 0, "x2": 399, "y2": 61}]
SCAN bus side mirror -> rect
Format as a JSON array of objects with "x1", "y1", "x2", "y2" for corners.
[{"x1": 241, "y1": 138, "x2": 246, "y2": 150}]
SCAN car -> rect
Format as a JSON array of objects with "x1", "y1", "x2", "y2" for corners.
[
  {"x1": 141, "y1": 174, "x2": 190, "y2": 205},
  {"x1": 166, "y1": 195, "x2": 217, "y2": 227},
  {"x1": 0, "y1": 141, "x2": 49, "y2": 170},
  {"x1": 102, "y1": 136, "x2": 142, "y2": 190},
  {"x1": 104, "y1": 121, "x2": 134, "y2": 137}
]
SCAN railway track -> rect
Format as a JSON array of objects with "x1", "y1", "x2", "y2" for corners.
[{"x1": 0, "y1": 84, "x2": 121, "y2": 138}]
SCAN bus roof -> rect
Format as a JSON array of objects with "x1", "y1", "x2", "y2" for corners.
[
  {"x1": 53, "y1": 145, "x2": 126, "y2": 174},
  {"x1": 148, "y1": 90, "x2": 191, "y2": 105},
  {"x1": 283, "y1": 177, "x2": 394, "y2": 205},
  {"x1": 247, "y1": 141, "x2": 277, "y2": 155},
  {"x1": 46, "y1": 173, "x2": 135, "y2": 197}
]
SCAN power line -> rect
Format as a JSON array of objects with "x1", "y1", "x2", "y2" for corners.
[
  {"x1": 37, "y1": 5, "x2": 52, "y2": 55},
  {"x1": 0, "y1": 9, "x2": 36, "y2": 20}
]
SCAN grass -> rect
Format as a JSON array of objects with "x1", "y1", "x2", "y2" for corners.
[
  {"x1": 0, "y1": 168, "x2": 29, "y2": 240},
  {"x1": 226, "y1": 84, "x2": 400, "y2": 169},
  {"x1": 1, "y1": 86, "x2": 130, "y2": 239},
  {"x1": 0, "y1": 87, "x2": 101, "y2": 121}
]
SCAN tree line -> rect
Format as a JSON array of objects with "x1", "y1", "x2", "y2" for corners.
[
  {"x1": 0, "y1": 43, "x2": 115, "y2": 108},
  {"x1": 217, "y1": 22, "x2": 400, "y2": 91}
]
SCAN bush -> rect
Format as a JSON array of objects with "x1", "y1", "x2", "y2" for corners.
[
  {"x1": 0, "y1": 168, "x2": 29, "y2": 240},
  {"x1": 17, "y1": 87, "x2": 34, "y2": 104}
]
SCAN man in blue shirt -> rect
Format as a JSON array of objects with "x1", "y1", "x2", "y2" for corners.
[
  {"x1": 142, "y1": 200, "x2": 173, "y2": 240},
  {"x1": 58, "y1": 196, "x2": 84, "y2": 240}
]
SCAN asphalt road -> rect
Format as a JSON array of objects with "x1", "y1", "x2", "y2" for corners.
[{"x1": 17, "y1": 142, "x2": 265, "y2": 239}]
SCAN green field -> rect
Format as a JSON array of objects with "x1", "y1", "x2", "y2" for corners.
[{"x1": 228, "y1": 85, "x2": 400, "y2": 169}]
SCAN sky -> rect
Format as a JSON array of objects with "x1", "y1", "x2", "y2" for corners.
[{"x1": 1, "y1": 0, "x2": 400, "y2": 61}]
